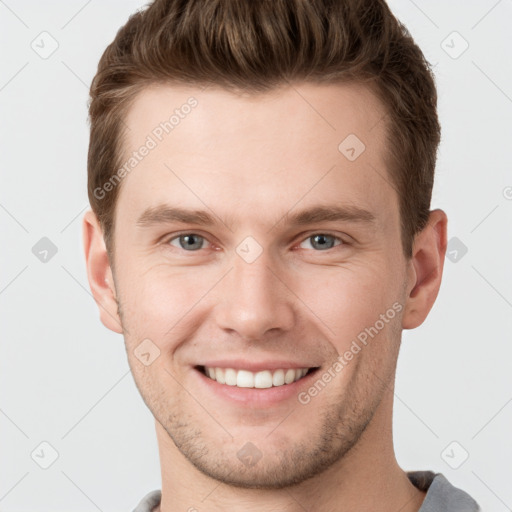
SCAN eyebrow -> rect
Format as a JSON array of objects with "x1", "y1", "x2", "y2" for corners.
[{"x1": 136, "y1": 204, "x2": 377, "y2": 230}]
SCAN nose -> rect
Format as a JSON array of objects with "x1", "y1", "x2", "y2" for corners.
[{"x1": 214, "y1": 248, "x2": 296, "y2": 341}]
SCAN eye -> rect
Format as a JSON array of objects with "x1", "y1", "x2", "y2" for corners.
[
  {"x1": 168, "y1": 233, "x2": 208, "y2": 251},
  {"x1": 164, "y1": 232, "x2": 346, "y2": 254},
  {"x1": 298, "y1": 233, "x2": 344, "y2": 251}
]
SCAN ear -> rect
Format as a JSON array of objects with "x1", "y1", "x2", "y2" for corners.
[
  {"x1": 402, "y1": 209, "x2": 448, "y2": 330},
  {"x1": 82, "y1": 209, "x2": 123, "y2": 334}
]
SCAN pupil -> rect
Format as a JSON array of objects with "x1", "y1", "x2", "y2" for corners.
[
  {"x1": 314, "y1": 234, "x2": 333, "y2": 250},
  {"x1": 182, "y1": 234, "x2": 202, "y2": 250}
]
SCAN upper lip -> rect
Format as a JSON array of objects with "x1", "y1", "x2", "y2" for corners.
[{"x1": 196, "y1": 359, "x2": 320, "y2": 372}]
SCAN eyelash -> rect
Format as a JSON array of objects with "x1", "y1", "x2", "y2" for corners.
[{"x1": 163, "y1": 231, "x2": 348, "y2": 253}]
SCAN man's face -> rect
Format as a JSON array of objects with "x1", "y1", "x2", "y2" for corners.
[{"x1": 109, "y1": 82, "x2": 410, "y2": 487}]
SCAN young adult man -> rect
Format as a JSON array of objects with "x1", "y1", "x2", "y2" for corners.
[{"x1": 83, "y1": 0, "x2": 481, "y2": 510}]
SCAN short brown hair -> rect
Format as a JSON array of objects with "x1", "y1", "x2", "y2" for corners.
[{"x1": 87, "y1": 0, "x2": 440, "y2": 260}]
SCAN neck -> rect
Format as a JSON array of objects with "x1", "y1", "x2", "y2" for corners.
[{"x1": 155, "y1": 390, "x2": 426, "y2": 512}]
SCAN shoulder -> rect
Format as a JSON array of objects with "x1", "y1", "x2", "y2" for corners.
[
  {"x1": 132, "y1": 489, "x2": 162, "y2": 512},
  {"x1": 408, "y1": 471, "x2": 481, "y2": 511}
]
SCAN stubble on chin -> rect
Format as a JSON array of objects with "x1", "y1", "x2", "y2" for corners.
[{"x1": 152, "y1": 359, "x2": 384, "y2": 491}]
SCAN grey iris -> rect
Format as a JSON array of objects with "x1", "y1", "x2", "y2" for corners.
[
  {"x1": 179, "y1": 234, "x2": 204, "y2": 250},
  {"x1": 310, "y1": 234, "x2": 336, "y2": 250}
]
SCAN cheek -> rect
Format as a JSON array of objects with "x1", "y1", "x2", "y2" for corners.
[
  {"x1": 293, "y1": 260, "x2": 402, "y2": 346},
  {"x1": 118, "y1": 264, "x2": 214, "y2": 345}
]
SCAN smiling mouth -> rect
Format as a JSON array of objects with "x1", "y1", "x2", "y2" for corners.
[{"x1": 196, "y1": 365, "x2": 319, "y2": 389}]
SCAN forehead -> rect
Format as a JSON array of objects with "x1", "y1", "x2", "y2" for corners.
[
  {"x1": 122, "y1": 81, "x2": 387, "y2": 153},
  {"x1": 116, "y1": 81, "x2": 395, "y2": 230}
]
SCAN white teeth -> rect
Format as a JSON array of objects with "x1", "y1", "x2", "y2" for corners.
[
  {"x1": 272, "y1": 369, "x2": 285, "y2": 386},
  {"x1": 284, "y1": 369, "x2": 296, "y2": 384},
  {"x1": 237, "y1": 370, "x2": 254, "y2": 388},
  {"x1": 225, "y1": 368, "x2": 237, "y2": 386},
  {"x1": 254, "y1": 370, "x2": 273, "y2": 388},
  {"x1": 215, "y1": 368, "x2": 225, "y2": 384},
  {"x1": 203, "y1": 366, "x2": 311, "y2": 388}
]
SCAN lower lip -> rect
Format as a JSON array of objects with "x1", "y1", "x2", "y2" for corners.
[{"x1": 193, "y1": 367, "x2": 320, "y2": 407}]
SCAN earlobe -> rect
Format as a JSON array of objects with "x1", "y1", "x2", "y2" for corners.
[
  {"x1": 402, "y1": 209, "x2": 448, "y2": 330},
  {"x1": 82, "y1": 209, "x2": 123, "y2": 334}
]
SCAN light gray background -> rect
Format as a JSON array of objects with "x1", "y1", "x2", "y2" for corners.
[{"x1": 1, "y1": 0, "x2": 511, "y2": 510}]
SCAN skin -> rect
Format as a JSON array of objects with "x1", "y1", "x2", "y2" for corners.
[{"x1": 83, "y1": 82, "x2": 447, "y2": 511}]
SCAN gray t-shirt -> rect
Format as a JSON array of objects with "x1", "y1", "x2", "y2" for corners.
[{"x1": 132, "y1": 470, "x2": 481, "y2": 511}]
